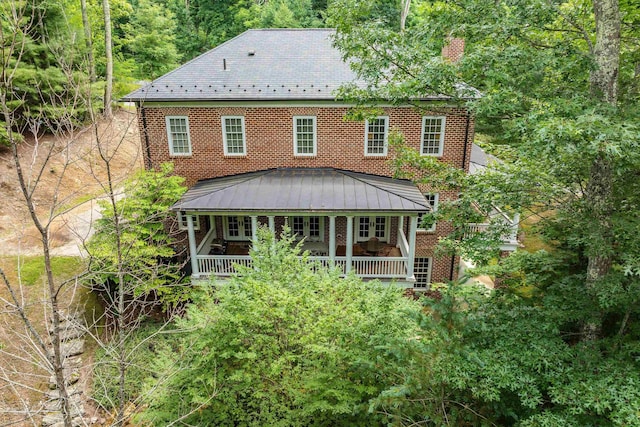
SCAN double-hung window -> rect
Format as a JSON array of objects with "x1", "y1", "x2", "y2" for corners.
[
  {"x1": 166, "y1": 116, "x2": 191, "y2": 156},
  {"x1": 420, "y1": 116, "x2": 445, "y2": 156},
  {"x1": 293, "y1": 116, "x2": 317, "y2": 156},
  {"x1": 222, "y1": 116, "x2": 246, "y2": 156},
  {"x1": 414, "y1": 257, "x2": 433, "y2": 288},
  {"x1": 418, "y1": 193, "x2": 439, "y2": 232},
  {"x1": 365, "y1": 116, "x2": 388, "y2": 156}
]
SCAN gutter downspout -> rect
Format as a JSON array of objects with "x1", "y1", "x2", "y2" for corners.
[
  {"x1": 139, "y1": 102, "x2": 152, "y2": 170},
  {"x1": 449, "y1": 254, "x2": 456, "y2": 281},
  {"x1": 461, "y1": 110, "x2": 471, "y2": 171}
]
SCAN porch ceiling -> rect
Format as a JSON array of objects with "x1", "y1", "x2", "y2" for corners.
[{"x1": 172, "y1": 168, "x2": 430, "y2": 213}]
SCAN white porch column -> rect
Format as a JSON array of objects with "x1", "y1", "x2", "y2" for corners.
[
  {"x1": 268, "y1": 216, "x2": 275, "y2": 235},
  {"x1": 329, "y1": 216, "x2": 336, "y2": 263},
  {"x1": 251, "y1": 216, "x2": 259, "y2": 244},
  {"x1": 397, "y1": 215, "x2": 404, "y2": 243},
  {"x1": 406, "y1": 215, "x2": 418, "y2": 280},
  {"x1": 345, "y1": 216, "x2": 353, "y2": 273},
  {"x1": 186, "y1": 214, "x2": 199, "y2": 275}
]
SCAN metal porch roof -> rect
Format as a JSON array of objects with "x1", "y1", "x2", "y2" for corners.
[{"x1": 172, "y1": 168, "x2": 430, "y2": 213}]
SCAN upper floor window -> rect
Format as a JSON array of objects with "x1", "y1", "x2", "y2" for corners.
[
  {"x1": 166, "y1": 116, "x2": 191, "y2": 156},
  {"x1": 365, "y1": 117, "x2": 388, "y2": 156},
  {"x1": 222, "y1": 116, "x2": 246, "y2": 156},
  {"x1": 420, "y1": 116, "x2": 445, "y2": 156},
  {"x1": 293, "y1": 116, "x2": 317, "y2": 156},
  {"x1": 418, "y1": 193, "x2": 439, "y2": 232}
]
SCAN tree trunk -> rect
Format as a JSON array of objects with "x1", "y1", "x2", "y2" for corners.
[
  {"x1": 590, "y1": 0, "x2": 620, "y2": 103},
  {"x1": 583, "y1": 0, "x2": 620, "y2": 340},
  {"x1": 400, "y1": 0, "x2": 411, "y2": 31},
  {"x1": 81, "y1": 0, "x2": 96, "y2": 83},
  {"x1": 103, "y1": 0, "x2": 113, "y2": 118}
]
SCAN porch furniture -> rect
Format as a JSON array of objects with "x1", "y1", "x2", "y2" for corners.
[
  {"x1": 227, "y1": 242, "x2": 251, "y2": 255},
  {"x1": 301, "y1": 241, "x2": 328, "y2": 256},
  {"x1": 365, "y1": 237, "x2": 385, "y2": 256}
]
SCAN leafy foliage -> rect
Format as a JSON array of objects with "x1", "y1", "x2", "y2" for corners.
[
  {"x1": 382, "y1": 257, "x2": 640, "y2": 426},
  {"x1": 0, "y1": 0, "x2": 93, "y2": 145},
  {"x1": 140, "y1": 229, "x2": 422, "y2": 426},
  {"x1": 88, "y1": 163, "x2": 187, "y2": 307},
  {"x1": 327, "y1": 0, "x2": 640, "y2": 424}
]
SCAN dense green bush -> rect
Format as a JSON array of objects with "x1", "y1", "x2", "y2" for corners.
[{"x1": 139, "y1": 230, "x2": 422, "y2": 426}]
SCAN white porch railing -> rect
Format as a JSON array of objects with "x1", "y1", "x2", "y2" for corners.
[
  {"x1": 351, "y1": 257, "x2": 407, "y2": 278},
  {"x1": 195, "y1": 254, "x2": 407, "y2": 279},
  {"x1": 197, "y1": 255, "x2": 252, "y2": 275},
  {"x1": 465, "y1": 215, "x2": 520, "y2": 251}
]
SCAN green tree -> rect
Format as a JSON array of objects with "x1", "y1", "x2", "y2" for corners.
[
  {"x1": 327, "y1": 0, "x2": 640, "y2": 424},
  {"x1": 123, "y1": 0, "x2": 179, "y2": 78},
  {"x1": 238, "y1": 0, "x2": 323, "y2": 29},
  {"x1": 88, "y1": 162, "x2": 187, "y2": 306},
  {"x1": 0, "y1": 0, "x2": 90, "y2": 144},
  {"x1": 140, "y1": 229, "x2": 422, "y2": 426}
]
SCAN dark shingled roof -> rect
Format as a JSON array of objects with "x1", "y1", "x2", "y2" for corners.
[
  {"x1": 172, "y1": 168, "x2": 430, "y2": 213},
  {"x1": 124, "y1": 29, "x2": 359, "y2": 102}
]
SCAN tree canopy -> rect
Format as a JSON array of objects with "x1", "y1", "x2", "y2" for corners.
[
  {"x1": 326, "y1": 0, "x2": 640, "y2": 424},
  {"x1": 140, "y1": 230, "x2": 423, "y2": 426}
]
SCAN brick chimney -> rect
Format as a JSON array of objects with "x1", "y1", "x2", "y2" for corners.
[{"x1": 441, "y1": 37, "x2": 464, "y2": 63}]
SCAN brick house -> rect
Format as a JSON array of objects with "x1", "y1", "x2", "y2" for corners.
[{"x1": 124, "y1": 28, "x2": 482, "y2": 288}]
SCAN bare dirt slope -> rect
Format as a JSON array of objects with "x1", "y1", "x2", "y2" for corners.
[
  {"x1": 0, "y1": 109, "x2": 143, "y2": 256},
  {"x1": 0, "y1": 110, "x2": 142, "y2": 425}
]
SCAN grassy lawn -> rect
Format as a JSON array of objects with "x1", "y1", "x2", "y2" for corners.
[{"x1": 0, "y1": 255, "x2": 89, "y2": 425}]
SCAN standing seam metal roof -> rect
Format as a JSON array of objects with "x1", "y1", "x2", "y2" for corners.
[{"x1": 172, "y1": 168, "x2": 431, "y2": 213}]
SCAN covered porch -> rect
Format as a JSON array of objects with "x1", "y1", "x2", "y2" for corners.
[{"x1": 172, "y1": 168, "x2": 430, "y2": 286}]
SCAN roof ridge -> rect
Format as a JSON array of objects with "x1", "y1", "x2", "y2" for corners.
[{"x1": 338, "y1": 170, "x2": 430, "y2": 210}]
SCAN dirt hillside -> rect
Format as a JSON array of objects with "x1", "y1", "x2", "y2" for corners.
[{"x1": 0, "y1": 110, "x2": 143, "y2": 255}]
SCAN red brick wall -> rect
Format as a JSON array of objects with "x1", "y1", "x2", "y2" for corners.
[
  {"x1": 139, "y1": 104, "x2": 473, "y2": 284},
  {"x1": 138, "y1": 105, "x2": 472, "y2": 186},
  {"x1": 442, "y1": 38, "x2": 465, "y2": 63}
]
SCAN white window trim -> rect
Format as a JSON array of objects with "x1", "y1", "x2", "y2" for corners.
[
  {"x1": 177, "y1": 212, "x2": 200, "y2": 231},
  {"x1": 354, "y1": 216, "x2": 389, "y2": 242},
  {"x1": 414, "y1": 257, "x2": 433, "y2": 289},
  {"x1": 420, "y1": 116, "x2": 446, "y2": 157},
  {"x1": 418, "y1": 193, "x2": 439, "y2": 232},
  {"x1": 166, "y1": 116, "x2": 192, "y2": 156},
  {"x1": 221, "y1": 116, "x2": 246, "y2": 156},
  {"x1": 223, "y1": 216, "x2": 253, "y2": 241},
  {"x1": 364, "y1": 116, "x2": 389, "y2": 157},
  {"x1": 293, "y1": 116, "x2": 317, "y2": 156}
]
